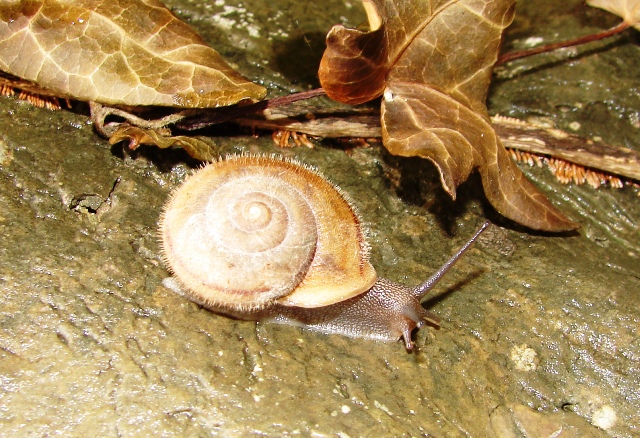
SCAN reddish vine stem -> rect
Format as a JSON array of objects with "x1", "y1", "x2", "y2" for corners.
[{"x1": 497, "y1": 21, "x2": 630, "y2": 65}]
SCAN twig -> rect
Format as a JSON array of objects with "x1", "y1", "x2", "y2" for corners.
[{"x1": 233, "y1": 108, "x2": 640, "y2": 182}]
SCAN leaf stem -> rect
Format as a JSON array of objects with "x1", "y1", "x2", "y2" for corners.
[{"x1": 497, "y1": 21, "x2": 630, "y2": 65}]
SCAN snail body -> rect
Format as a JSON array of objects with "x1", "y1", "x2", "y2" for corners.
[{"x1": 160, "y1": 155, "x2": 487, "y2": 350}]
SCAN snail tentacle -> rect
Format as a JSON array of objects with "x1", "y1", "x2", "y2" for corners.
[{"x1": 413, "y1": 221, "x2": 490, "y2": 300}]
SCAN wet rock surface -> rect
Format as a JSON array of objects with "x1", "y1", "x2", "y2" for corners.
[{"x1": 0, "y1": 0, "x2": 638, "y2": 436}]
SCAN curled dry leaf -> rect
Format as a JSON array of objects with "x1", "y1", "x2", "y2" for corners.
[
  {"x1": 108, "y1": 124, "x2": 217, "y2": 161},
  {"x1": 587, "y1": 0, "x2": 640, "y2": 29},
  {"x1": 319, "y1": 0, "x2": 579, "y2": 231},
  {"x1": 0, "y1": 0, "x2": 266, "y2": 108}
]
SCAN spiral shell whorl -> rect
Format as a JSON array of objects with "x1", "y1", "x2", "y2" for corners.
[{"x1": 160, "y1": 155, "x2": 377, "y2": 311}]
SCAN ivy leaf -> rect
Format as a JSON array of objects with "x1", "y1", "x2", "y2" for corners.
[
  {"x1": 319, "y1": 0, "x2": 578, "y2": 231},
  {"x1": 109, "y1": 124, "x2": 217, "y2": 161},
  {"x1": 587, "y1": 0, "x2": 640, "y2": 29},
  {"x1": 0, "y1": 0, "x2": 266, "y2": 108}
]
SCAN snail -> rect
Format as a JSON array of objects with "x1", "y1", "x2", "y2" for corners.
[{"x1": 159, "y1": 154, "x2": 489, "y2": 350}]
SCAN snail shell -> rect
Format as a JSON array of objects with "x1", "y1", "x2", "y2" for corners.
[
  {"x1": 160, "y1": 154, "x2": 488, "y2": 350},
  {"x1": 160, "y1": 154, "x2": 376, "y2": 311}
]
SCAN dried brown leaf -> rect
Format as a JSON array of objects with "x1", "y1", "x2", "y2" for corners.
[
  {"x1": 587, "y1": 0, "x2": 640, "y2": 29},
  {"x1": 319, "y1": 0, "x2": 578, "y2": 231},
  {"x1": 109, "y1": 125, "x2": 216, "y2": 161},
  {"x1": 318, "y1": 9, "x2": 387, "y2": 104},
  {"x1": 0, "y1": 0, "x2": 266, "y2": 108}
]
